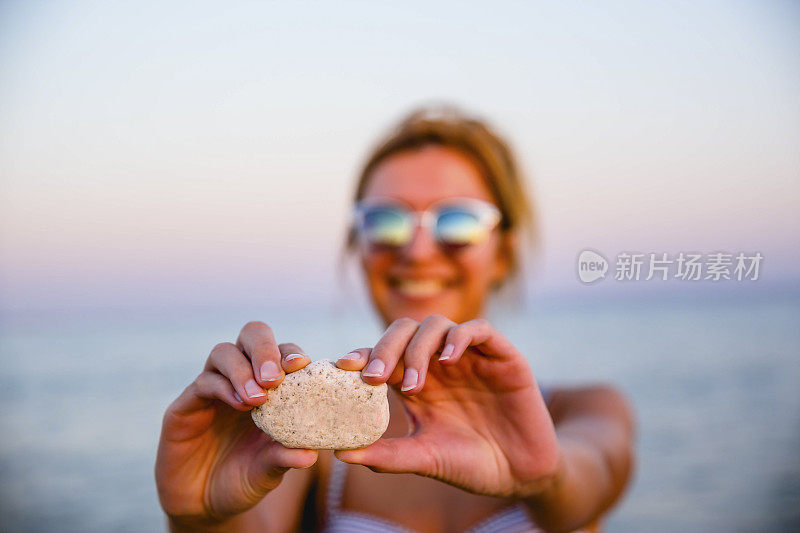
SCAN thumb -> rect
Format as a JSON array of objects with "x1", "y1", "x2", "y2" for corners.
[
  {"x1": 334, "y1": 436, "x2": 436, "y2": 475},
  {"x1": 246, "y1": 441, "x2": 318, "y2": 495}
]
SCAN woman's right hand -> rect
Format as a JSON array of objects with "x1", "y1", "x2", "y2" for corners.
[{"x1": 155, "y1": 321, "x2": 318, "y2": 529}]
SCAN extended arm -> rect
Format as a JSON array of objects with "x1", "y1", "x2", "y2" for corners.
[{"x1": 521, "y1": 384, "x2": 635, "y2": 532}]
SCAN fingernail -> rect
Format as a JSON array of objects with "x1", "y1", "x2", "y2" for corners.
[
  {"x1": 439, "y1": 344, "x2": 455, "y2": 361},
  {"x1": 362, "y1": 359, "x2": 385, "y2": 377},
  {"x1": 284, "y1": 353, "x2": 305, "y2": 362},
  {"x1": 260, "y1": 361, "x2": 281, "y2": 381},
  {"x1": 340, "y1": 351, "x2": 362, "y2": 361},
  {"x1": 400, "y1": 368, "x2": 418, "y2": 392},
  {"x1": 245, "y1": 379, "x2": 266, "y2": 398},
  {"x1": 233, "y1": 391, "x2": 243, "y2": 403}
]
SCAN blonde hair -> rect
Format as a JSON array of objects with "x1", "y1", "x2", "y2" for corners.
[{"x1": 338, "y1": 104, "x2": 538, "y2": 309}]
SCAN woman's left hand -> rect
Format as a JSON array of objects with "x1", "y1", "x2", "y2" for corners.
[{"x1": 334, "y1": 315, "x2": 562, "y2": 498}]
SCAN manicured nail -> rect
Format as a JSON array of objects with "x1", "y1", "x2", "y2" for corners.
[
  {"x1": 233, "y1": 391, "x2": 243, "y2": 403},
  {"x1": 245, "y1": 379, "x2": 266, "y2": 398},
  {"x1": 362, "y1": 359, "x2": 385, "y2": 377},
  {"x1": 400, "y1": 369, "x2": 418, "y2": 392},
  {"x1": 260, "y1": 361, "x2": 281, "y2": 381},
  {"x1": 340, "y1": 351, "x2": 362, "y2": 361},
  {"x1": 439, "y1": 344, "x2": 455, "y2": 361},
  {"x1": 284, "y1": 353, "x2": 305, "y2": 362}
]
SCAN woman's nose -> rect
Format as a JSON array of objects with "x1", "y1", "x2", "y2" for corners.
[{"x1": 401, "y1": 221, "x2": 439, "y2": 260}]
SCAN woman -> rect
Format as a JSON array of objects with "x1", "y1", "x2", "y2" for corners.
[{"x1": 155, "y1": 106, "x2": 635, "y2": 532}]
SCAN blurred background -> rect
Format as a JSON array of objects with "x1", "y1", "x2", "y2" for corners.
[{"x1": 1, "y1": 1, "x2": 798, "y2": 531}]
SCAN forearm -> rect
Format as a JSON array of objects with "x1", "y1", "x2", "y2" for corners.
[
  {"x1": 166, "y1": 511, "x2": 264, "y2": 533},
  {"x1": 520, "y1": 435, "x2": 614, "y2": 531},
  {"x1": 520, "y1": 413, "x2": 634, "y2": 532},
  {"x1": 165, "y1": 498, "x2": 271, "y2": 533},
  {"x1": 167, "y1": 514, "x2": 235, "y2": 533}
]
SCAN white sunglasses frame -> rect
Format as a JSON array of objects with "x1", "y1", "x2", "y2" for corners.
[{"x1": 351, "y1": 196, "x2": 503, "y2": 249}]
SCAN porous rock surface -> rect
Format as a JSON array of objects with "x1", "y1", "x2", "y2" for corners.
[{"x1": 251, "y1": 359, "x2": 389, "y2": 450}]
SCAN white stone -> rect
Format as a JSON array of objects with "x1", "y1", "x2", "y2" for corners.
[{"x1": 251, "y1": 359, "x2": 389, "y2": 450}]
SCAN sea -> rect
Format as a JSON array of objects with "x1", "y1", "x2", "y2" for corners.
[{"x1": 1, "y1": 294, "x2": 798, "y2": 532}]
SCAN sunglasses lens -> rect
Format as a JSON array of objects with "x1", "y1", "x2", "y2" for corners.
[
  {"x1": 436, "y1": 207, "x2": 487, "y2": 246},
  {"x1": 362, "y1": 207, "x2": 411, "y2": 247}
]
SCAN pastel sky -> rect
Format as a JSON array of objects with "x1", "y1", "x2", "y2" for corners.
[{"x1": 1, "y1": 1, "x2": 798, "y2": 313}]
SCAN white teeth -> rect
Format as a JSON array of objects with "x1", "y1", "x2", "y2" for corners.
[{"x1": 395, "y1": 279, "x2": 445, "y2": 298}]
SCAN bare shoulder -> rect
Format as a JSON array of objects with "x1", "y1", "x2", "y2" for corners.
[{"x1": 546, "y1": 382, "x2": 635, "y2": 433}]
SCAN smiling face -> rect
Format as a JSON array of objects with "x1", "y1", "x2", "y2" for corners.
[{"x1": 357, "y1": 144, "x2": 513, "y2": 326}]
